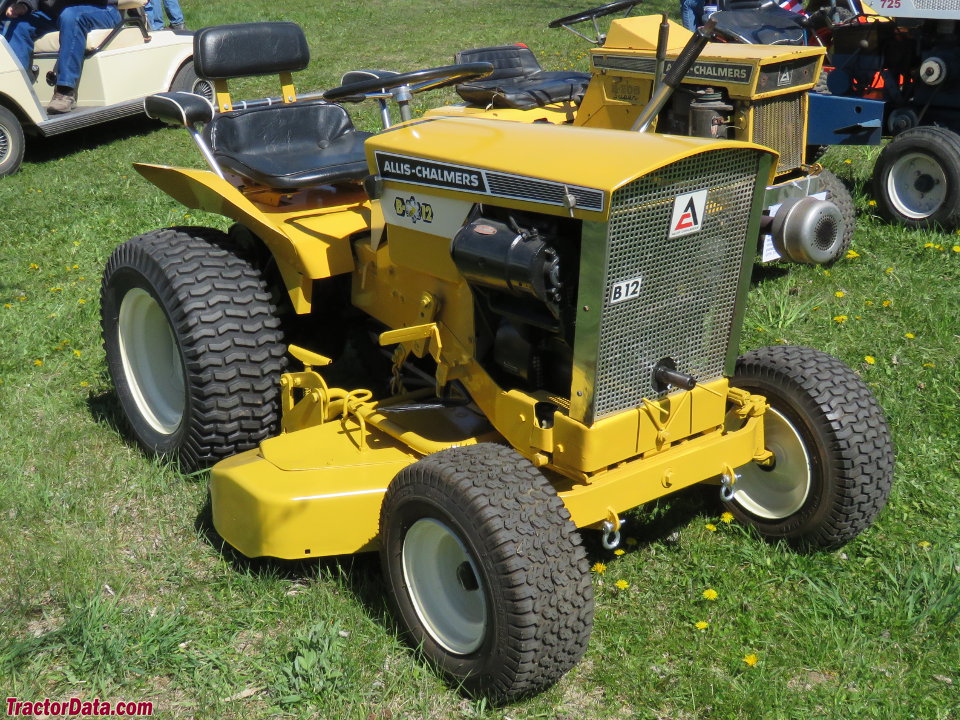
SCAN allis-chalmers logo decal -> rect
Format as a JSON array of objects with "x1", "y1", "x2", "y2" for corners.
[
  {"x1": 394, "y1": 195, "x2": 433, "y2": 224},
  {"x1": 378, "y1": 152, "x2": 487, "y2": 192},
  {"x1": 669, "y1": 189, "x2": 708, "y2": 238}
]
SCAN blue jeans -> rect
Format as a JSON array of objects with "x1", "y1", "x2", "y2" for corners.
[
  {"x1": 2, "y1": 5, "x2": 121, "y2": 89},
  {"x1": 681, "y1": 0, "x2": 704, "y2": 30},
  {"x1": 145, "y1": 0, "x2": 184, "y2": 30}
]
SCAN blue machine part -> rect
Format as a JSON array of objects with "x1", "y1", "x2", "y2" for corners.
[{"x1": 806, "y1": 93, "x2": 884, "y2": 146}]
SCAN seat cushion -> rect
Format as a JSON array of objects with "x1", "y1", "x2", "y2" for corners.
[
  {"x1": 204, "y1": 100, "x2": 371, "y2": 188},
  {"x1": 34, "y1": 25, "x2": 146, "y2": 53},
  {"x1": 456, "y1": 70, "x2": 591, "y2": 110},
  {"x1": 455, "y1": 45, "x2": 543, "y2": 82}
]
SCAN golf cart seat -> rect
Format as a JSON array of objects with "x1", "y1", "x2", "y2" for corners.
[
  {"x1": 454, "y1": 45, "x2": 590, "y2": 110},
  {"x1": 34, "y1": 0, "x2": 151, "y2": 55},
  {"x1": 147, "y1": 22, "x2": 371, "y2": 189}
]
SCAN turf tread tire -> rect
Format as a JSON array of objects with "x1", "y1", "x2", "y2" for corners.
[
  {"x1": 872, "y1": 125, "x2": 960, "y2": 229},
  {"x1": 100, "y1": 227, "x2": 286, "y2": 472},
  {"x1": 728, "y1": 346, "x2": 893, "y2": 550},
  {"x1": 379, "y1": 443, "x2": 593, "y2": 703},
  {"x1": 0, "y1": 105, "x2": 26, "y2": 178},
  {"x1": 818, "y1": 168, "x2": 855, "y2": 264}
]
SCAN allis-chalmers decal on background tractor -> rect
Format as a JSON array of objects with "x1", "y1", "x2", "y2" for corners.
[{"x1": 100, "y1": 20, "x2": 893, "y2": 703}]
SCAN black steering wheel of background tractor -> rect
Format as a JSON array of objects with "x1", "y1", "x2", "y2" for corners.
[
  {"x1": 548, "y1": 0, "x2": 644, "y2": 28},
  {"x1": 324, "y1": 62, "x2": 493, "y2": 127}
]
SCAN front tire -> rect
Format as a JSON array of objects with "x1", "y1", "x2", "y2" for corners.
[
  {"x1": 818, "y1": 168, "x2": 855, "y2": 264},
  {"x1": 379, "y1": 444, "x2": 593, "y2": 703},
  {"x1": 100, "y1": 228, "x2": 287, "y2": 472},
  {"x1": 0, "y1": 106, "x2": 26, "y2": 178},
  {"x1": 726, "y1": 346, "x2": 893, "y2": 550},
  {"x1": 873, "y1": 126, "x2": 960, "y2": 229}
]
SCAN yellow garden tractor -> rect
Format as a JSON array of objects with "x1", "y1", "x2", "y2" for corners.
[
  {"x1": 430, "y1": 1, "x2": 869, "y2": 266},
  {"x1": 100, "y1": 21, "x2": 893, "y2": 703}
]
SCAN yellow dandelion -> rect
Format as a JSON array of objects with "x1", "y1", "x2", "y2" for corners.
[
  {"x1": 882, "y1": 300, "x2": 892, "y2": 307},
  {"x1": 845, "y1": 249, "x2": 860, "y2": 259},
  {"x1": 823, "y1": 269, "x2": 831, "y2": 276},
  {"x1": 720, "y1": 512, "x2": 734, "y2": 524},
  {"x1": 613, "y1": 548, "x2": 625, "y2": 556},
  {"x1": 703, "y1": 588, "x2": 718, "y2": 601},
  {"x1": 743, "y1": 654, "x2": 759, "y2": 667},
  {"x1": 615, "y1": 579, "x2": 629, "y2": 590},
  {"x1": 33, "y1": 359, "x2": 43, "y2": 367},
  {"x1": 695, "y1": 620, "x2": 709, "y2": 630},
  {"x1": 923, "y1": 362, "x2": 936, "y2": 368},
  {"x1": 705, "y1": 523, "x2": 718, "y2": 532},
  {"x1": 935, "y1": 244, "x2": 944, "y2": 250},
  {"x1": 72, "y1": 349, "x2": 81, "y2": 358},
  {"x1": 3, "y1": 304, "x2": 11, "y2": 309},
  {"x1": 80, "y1": 381, "x2": 90, "y2": 388},
  {"x1": 904, "y1": 332, "x2": 915, "y2": 339},
  {"x1": 833, "y1": 315, "x2": 848, "y2": 323},
  {"x1": 924, "y1": 242, "x2": 936, "y2": 248},
  {"x1": 835, "y1": 290, "x2": 845, "y2": 298},
  {"x1": 78, "y1": 299, "x2": 86, "y2": 305},
  {"x1": 49, "y1": 287, "x2": 62, "y2": 293},
  {"x1": 864, "y1": 356, "x2": 876, "y2": 365},
  {"x1": 18, "y1": 296, "x2": 26, "y2": 302},
  {"x1": 592, "y1": 562, "x2": 607, "y2": 574},
  {"x1": 953, "y1": 245, "x2": 960, "y2": 253},
  {"x1": 73, "y1": 241, "x2": 80, "y2": 247},
  {"x1": 885, "y1": 267, "x2": 894, "y2": 273},
  {"x1": 918, "y1": 540, "x2": 931, "y2": 548},
  {"x1": 844, "y1": 158, "x2": 852, "y2": 164},
  {"x1": 811, "y1": 306, "x2": 820, "y2": 311},
  {"x1": 864, "y1": 300, "x2": 873, "y2": 306},
  {"x1": 868, "y1": 200, "x2": 877, "y2": 207}
]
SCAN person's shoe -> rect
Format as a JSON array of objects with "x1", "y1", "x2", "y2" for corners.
[
  {"x1": 47, "y1": 87, "x2": 76, "y2": 115},
  {"x1": 168, "y1": 22, "x2": 185, "y2": 30}
]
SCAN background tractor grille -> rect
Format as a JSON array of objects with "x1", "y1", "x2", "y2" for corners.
[
  {"x1": 752, "y1": 93, "x2": 804, "y2": 174},
  {"x1": 588, "y1": 149, "x2": 763, "y2": 421}
]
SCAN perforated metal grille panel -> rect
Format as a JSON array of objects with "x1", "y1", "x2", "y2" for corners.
[
  {"x1": 590, "y1": 149, "x2": 763, "y2": 421},
  {"x1": 752, "y1": 94, "x2": 804, "y2": 174},
  {"x1": 916, "y1": 0, "x2": 960, "y2": 9}
]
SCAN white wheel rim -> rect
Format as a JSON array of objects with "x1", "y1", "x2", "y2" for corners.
[
  {"x1": 0, "y1": 125, "x2": 9, "y2": 164},
  {"x1": 117, "y1": 287, "x2": 186, "y2": 435},
  {"x1": 886, "y1": 151, "x2": 947, "y2": 219},
  {"x1": 733, "y1": 407, "x2": 812, "y2": 520},
  {"x1": 402, "y1": 517, "x2": 487, "y2": 655}
]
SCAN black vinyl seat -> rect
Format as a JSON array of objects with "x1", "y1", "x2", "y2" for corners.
[
  {"x1": 454, "y1": 45, "x2": 590, "y2": 110},
  {"x1": 191, "y1": 22, "x2": 370, "y2": 188},
  {"x1": 712, "y1": 1, "x2": 807, "y2": 44},
  {"x1": 203, "y1": 100, "x2": 372, "y2": 189}
]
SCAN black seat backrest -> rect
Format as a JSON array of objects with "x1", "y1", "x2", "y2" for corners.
[
  {"x1": 455, "y1": 45, "x2": 542, "y2": 82},
  {"x1": 719, "y1": 0, "x2": 766, "y2": 10},
  {"x1": 194, "y1": 22, "x2": 309, "y2": 80}
]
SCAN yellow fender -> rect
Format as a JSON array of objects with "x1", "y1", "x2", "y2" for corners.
[{"x1": 135, "y1": 163, "x2": 369, "y2": 312}]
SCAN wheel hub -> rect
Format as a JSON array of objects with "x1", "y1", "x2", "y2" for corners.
[
  {"x1": 733, "y1": 407, "x2": 812, "y2": 519},
  {"x1": 402, "y1": 517, "x2": 487, "y2": 655},
  {"x1": 887, "y1": 151, "x2": 947, "y2": 219},
  {"x1": 117, "y1": 287, "x2": 187, "y2": 435},
  {"x1": 0, "y1": 125, "x2": 9, "y2": 164}
]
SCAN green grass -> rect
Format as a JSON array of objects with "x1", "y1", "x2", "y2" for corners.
[{"x1": 1, "y1": 1, "x2": 958, "y2": 718}]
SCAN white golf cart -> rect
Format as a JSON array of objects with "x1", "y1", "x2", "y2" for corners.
[{"x1": 0, "y1": 0, "x2": 208, "y2": 176}]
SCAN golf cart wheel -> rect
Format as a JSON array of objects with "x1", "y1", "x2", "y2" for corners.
[
  {"x1": 0, "y1": 105, "x2": 26, "y2": 178},
  {"x1": 170, "y1": 60, "x2": 214, "y2": 101},
  {"x1": 100, "y1": 227, "x2": 286, "y2": 472},
  {"x1": 818, "y1": 169, "x2": 855, "y2": 263},
  {"x1": 725, "y1": 346, "x2": 893, "y2": 550},
  {"x1": 379, "y1": 443, "x2": 593, "y2": 703},
  {"x1": 873, "y1": 126, "x2": 960, "y2": 229}
]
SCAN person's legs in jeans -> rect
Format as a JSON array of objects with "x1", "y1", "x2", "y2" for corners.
[
  {"x1": 162, "y1": 0, "x2": 184, "y2": 28},
  {"x1": 54, "y1": 4, "x2": 121, "y2": 89},
  {"x1": 144, "y1": 1, "x2": 164, "y2": 30},
  {"x1": 2, "y1": 10, "x2": 57, "y2": 74},
  {"x1": 680, "y1": 0, "x2": 704, "y2": 30}
]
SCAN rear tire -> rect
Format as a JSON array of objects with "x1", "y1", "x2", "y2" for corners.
[
  {"x1": 725, "y1": 346, "x2": 893, "y2": 550},
  {"x1": 379, "y1": 444, "x2": 593, "y2": 703},
  {"x1": 873, "y1": 126, "x2": 960, "y2": 229},
  {"x1": 100, "y1": 228, "x2": 287, "y2": 472},
  {"x1": 0, "y1": 106, "x2": 26, "y2": 178},
  {"x1": 818, "y1": 168, "x2": 855, "y2": 264}
]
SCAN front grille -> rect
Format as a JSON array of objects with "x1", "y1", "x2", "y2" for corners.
[
  {"x1": 916, "y1": 0, "x2": 960, "y2": 8},
  {"x1": 586, "y1": 149, "x2": 763, "y2": 422},
  {"x1": 752, "y1": 94, "x2": 804, "y2": 174}
]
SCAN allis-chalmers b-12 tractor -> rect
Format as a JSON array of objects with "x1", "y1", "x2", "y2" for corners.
[{"x1": 100, "y1": 21, "x2": 893, "y2": 702}]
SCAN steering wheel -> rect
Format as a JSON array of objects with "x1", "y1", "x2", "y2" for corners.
[
  {"x1": 324, "y1": 63, "x2": 493, "y2": 103},
  {"x1": 548, "y1": 0, "x2": 644, "y2": 29}
]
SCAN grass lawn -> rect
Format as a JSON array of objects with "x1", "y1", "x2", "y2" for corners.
[{"x1": 0, "y1": 1, "x2": 958, "y2": 718}]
